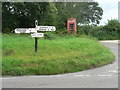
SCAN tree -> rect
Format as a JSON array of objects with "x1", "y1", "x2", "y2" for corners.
[
  {"x1": 54, "y1": 2, "x2": 103, "y2": 26},
  {"x1": 2, "y1": 2, "x2": 57, "y2": 33},
  {"x1": 104, "y1": 19, "x2": 120, "y2": 32},
  {"x1": 2, "y1": 2, "x2": 19, "y2": 33},
  {"x1": 2, "y1": 2, "x2": 103, "y2": 33}
]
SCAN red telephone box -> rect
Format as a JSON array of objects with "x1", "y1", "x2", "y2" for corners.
[{"x1": 67, "y1": 18, "x2": 77, "y2": 34}]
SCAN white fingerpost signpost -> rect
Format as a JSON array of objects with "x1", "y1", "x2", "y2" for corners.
[
  {"x1": 14, "y1": 20, "x2": 56, "y2": 52},
  {"x1": 36, "y1": 26, "x2": 56, "y2": 31},
  {"x1": 31, "y1": 33, "x2": 44, "y2": 37}
]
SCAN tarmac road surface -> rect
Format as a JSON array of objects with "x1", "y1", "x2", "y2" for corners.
[{"x1": 2, "y1": 41, "x2": 119, "y2": 88}]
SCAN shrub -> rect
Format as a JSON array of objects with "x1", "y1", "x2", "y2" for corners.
[
  {"x1": 77, "y1": 25, "x2": 93, "y2": 35},
  {"x1": 77, "y1": 19, "x2": 120, "y2": 40}
]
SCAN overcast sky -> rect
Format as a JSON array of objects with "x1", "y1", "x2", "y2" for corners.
[{"x1": 95, "y1": 0, "x2": 119, "y2": 25}]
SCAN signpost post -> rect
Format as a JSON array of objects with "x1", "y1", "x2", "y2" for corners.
[
  {"x1": 35, "y1": 37, "x2": 38, "y2": 52},
  {"x1": 14, "y1": 20, "x2": 56, "y2": 52},
  {"x1": 35, "y1": 20, "x2": 38, "y2": 52}
]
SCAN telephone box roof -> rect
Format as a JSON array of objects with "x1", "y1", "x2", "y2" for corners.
[{"x1": 68, "y1": 18, "x2": 76, "y2": 21}]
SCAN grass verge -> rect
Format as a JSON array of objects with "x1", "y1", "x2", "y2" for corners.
[{"x1": 2, "y1": 34, "x2": 115, "y2": 76}]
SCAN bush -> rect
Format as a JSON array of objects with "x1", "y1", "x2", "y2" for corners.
[
  {"x1": 77, "y1": 19, "x2": 120, "y2": 40},
  {"x1": 104, "y1": 19, "x2": 120, "y2": 32},
  {"x1": 55, "y1": 28, "x2": 67, "y2": 36},
  {"x1": 77, "y1": 25, "x2": 93, "y2": 35}
]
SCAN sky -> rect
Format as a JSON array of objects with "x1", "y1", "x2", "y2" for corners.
[{"x1": 95, "y1": 0, "x2": 119, "y2": 25}]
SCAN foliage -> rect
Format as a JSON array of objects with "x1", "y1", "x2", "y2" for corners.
[
  {"x1": 77, "y1": 25, "x2": 93, "y2": 35},
  {"x1": 77, "y1": 19, "x2": 120, "y2": 40},
  {"x1": 104, "y1": 19, "x2": 120, "y2": 32},
  {"x1": 2, "y1": 2, "x2": 103, "y2": 33},
  {"x1": 2, "y1": 2, "x2": 57, "y2": 33}
]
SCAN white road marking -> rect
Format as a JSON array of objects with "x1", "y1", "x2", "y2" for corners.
[
  {"x1": 74, "y1": 75, "x2": 90, "y2": 77},
  {"x1": 27, "y1": 75, "x2": 54, "y2": 78},
  {"x1": 98, "y1": 74, "x2": 112, "y2": 77},
  {"x1": 2, "y1": 75, "x2": 66, "y2": 79},
  {"x1": 54, "y1": 75, "x2": 65, "y2": 77},
  {"x1": 99, "y1": 40, "x2": 118, "y2": 44},
  {"x1": 117, "y1": 67, "x2": 120, "y2": 69},
  {"x1": 0, "y1": 78, "x2": 9, "y2": 79},
  {"x1": 108, "y1": 70, "x2": 118, "y2": 73}
]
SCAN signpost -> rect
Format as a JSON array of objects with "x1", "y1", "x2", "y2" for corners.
[
  {"x1": 31, "y1": 33, "x2": 44, "y2": 37},
  {"x1": 36, "y1": 26, "x2": 56, "y2": 31},
  {"x1": 15, "y1": 28, "x2": 37, "y2": 33},
  {"x1": 14, "y1": 20, "x2": 56, "y2": 52}
]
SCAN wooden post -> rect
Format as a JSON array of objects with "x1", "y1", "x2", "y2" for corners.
[
  {"x1": 35, "y1": 37, "x2": 38, "y2": 52},
  {"x1": 35, "y1": 20, "x2": 38, "y2": 52}
]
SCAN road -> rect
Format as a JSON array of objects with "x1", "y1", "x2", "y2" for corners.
[{"x1": 2, "y1": 41, "x2": 119, "y2": 88}]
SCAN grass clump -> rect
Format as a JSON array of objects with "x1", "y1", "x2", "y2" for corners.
[{"x1": 2, "y1": 34, "x2": 115, "y2": 76}]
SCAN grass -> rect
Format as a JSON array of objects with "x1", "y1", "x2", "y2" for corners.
[{"x1": 1, "y1": 33, "x2": 115, "y2": 76}]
